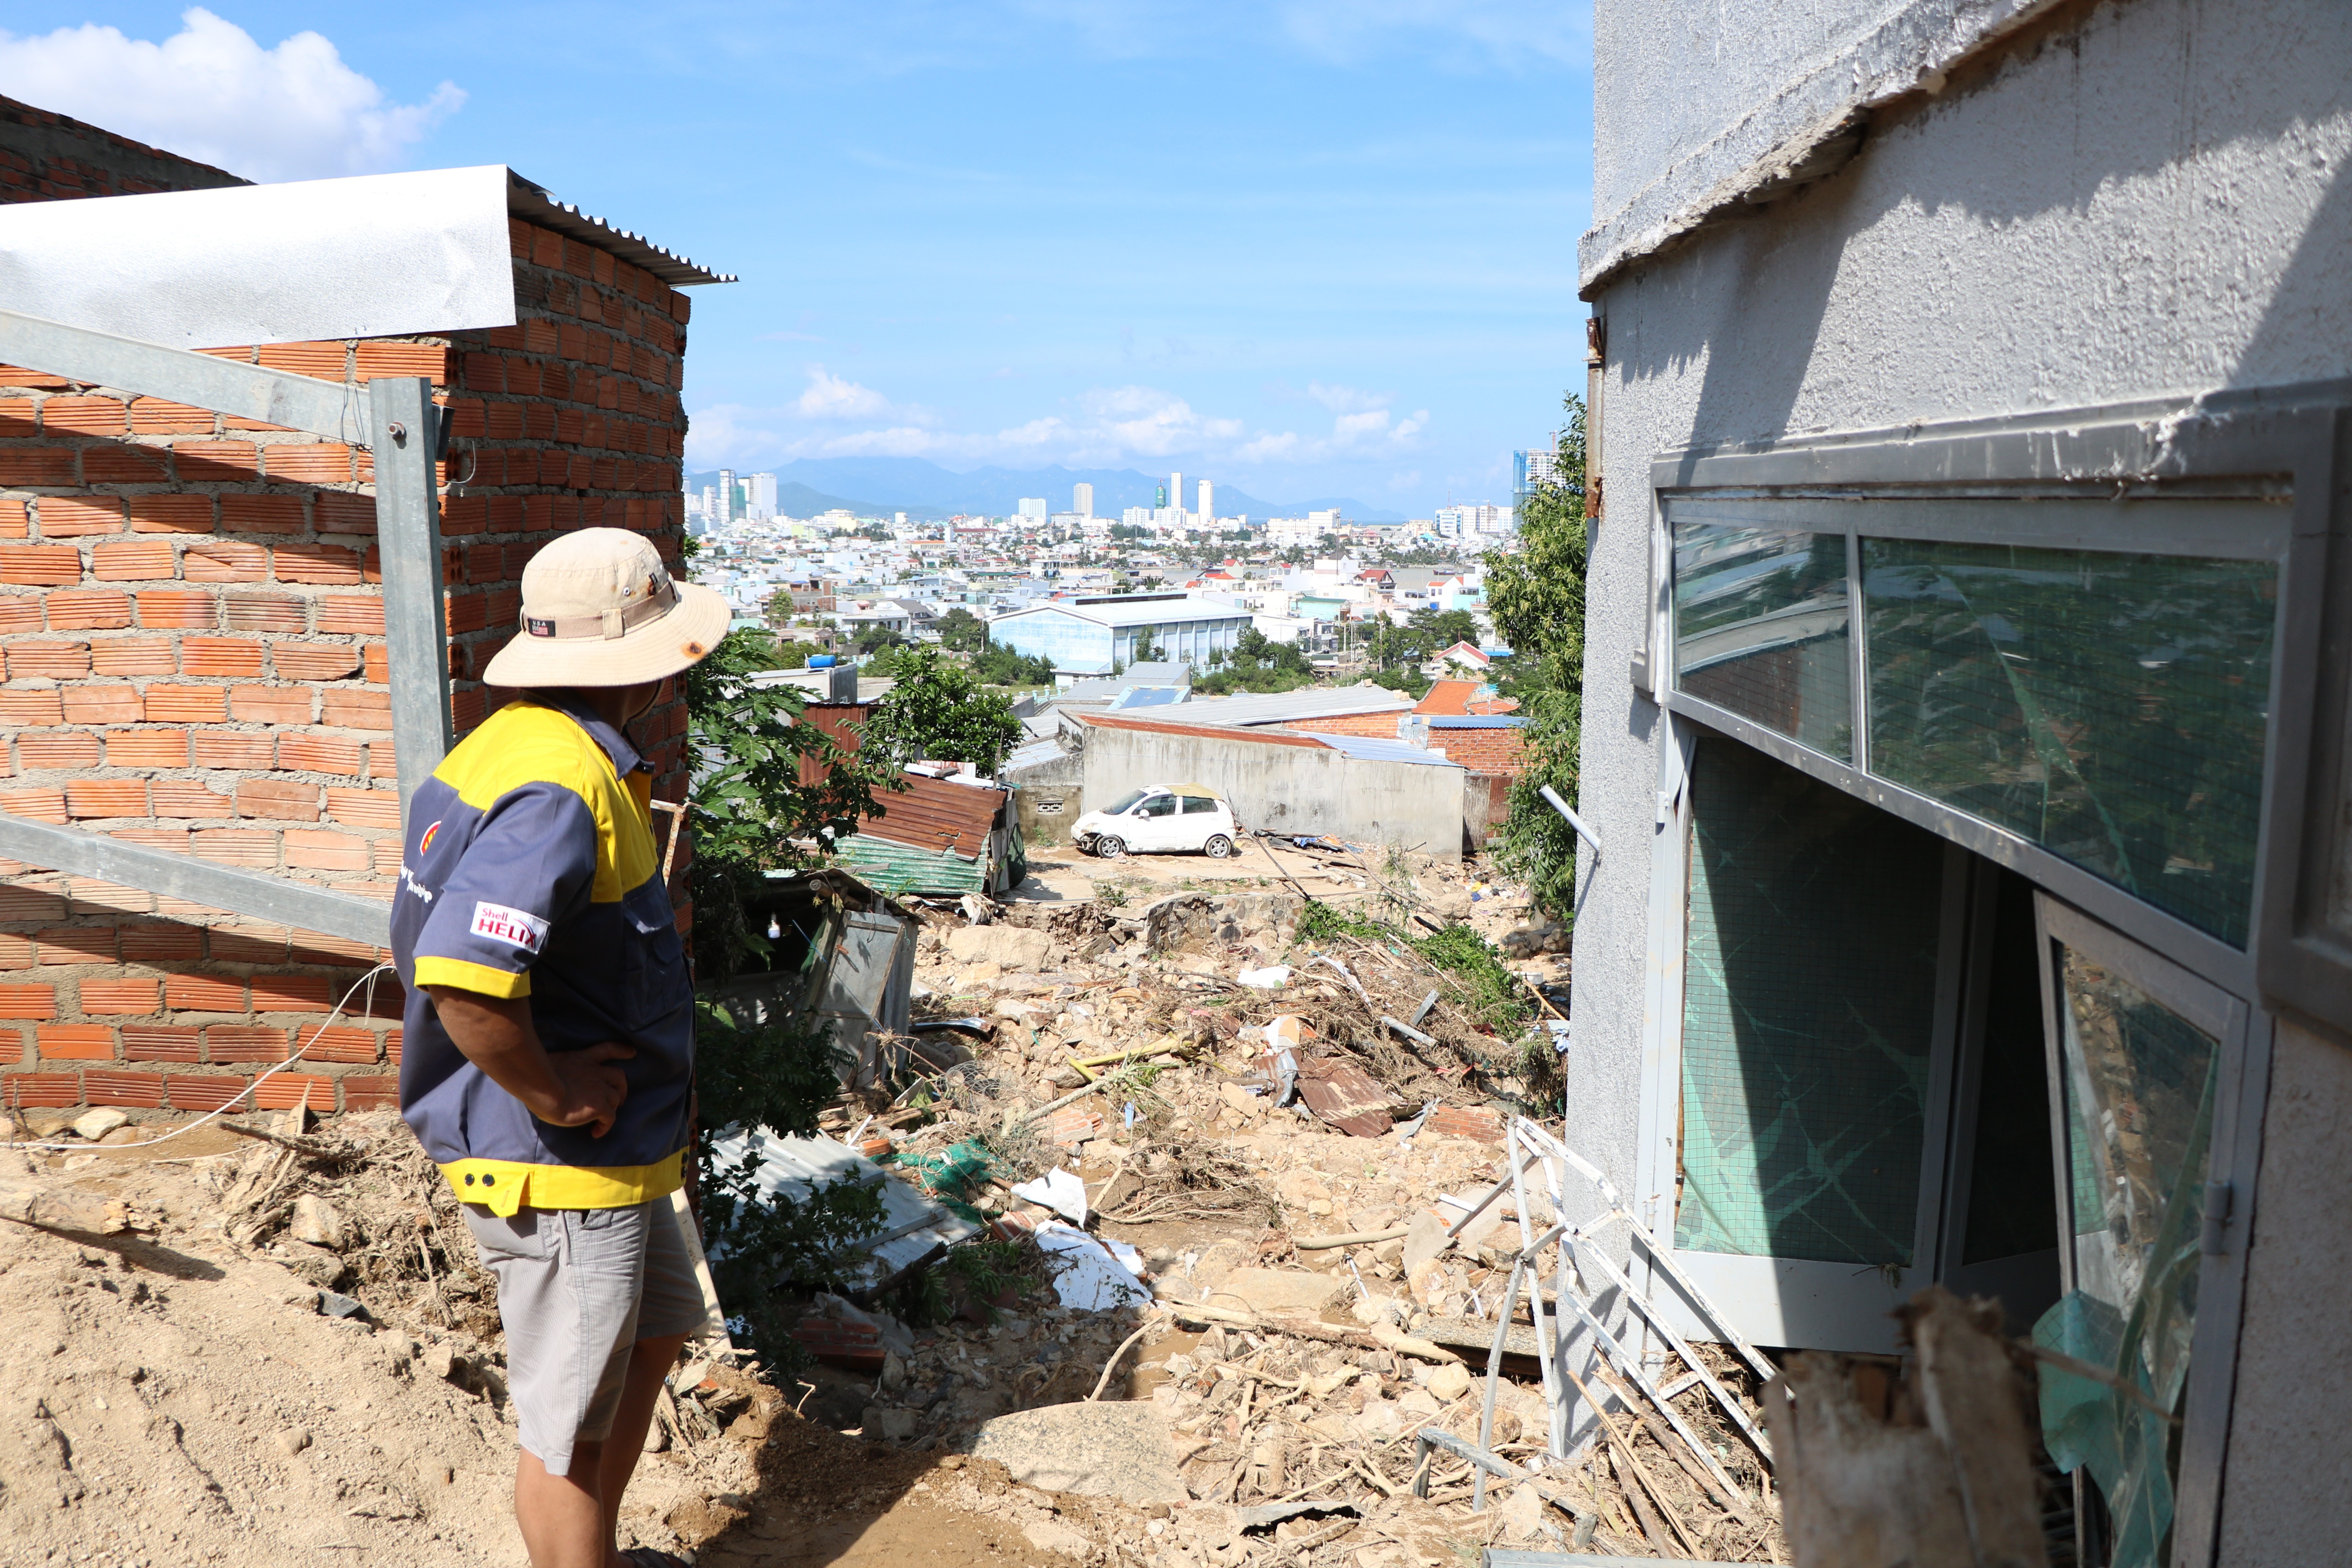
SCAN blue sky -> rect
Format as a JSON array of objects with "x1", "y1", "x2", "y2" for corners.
[{"x1": 0, "y1": 4, "x2": 1593, "y2": 514}]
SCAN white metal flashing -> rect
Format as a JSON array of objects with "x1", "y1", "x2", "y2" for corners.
[
  {"x1": 0, "y1": 164, "x2": 519, "y2": 349},
  {"x1": 1577, "y1": 0, "x2": 2076, "y2": 298}
]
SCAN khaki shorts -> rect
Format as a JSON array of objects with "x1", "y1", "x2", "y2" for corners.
[{"x1": 460, "y1": 1194, "x2": 714, "y2": 1476}]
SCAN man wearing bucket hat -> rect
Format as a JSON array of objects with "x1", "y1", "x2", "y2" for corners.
[{"x1": 391, "y1": 528, "x2": 731, "y2": 1568}]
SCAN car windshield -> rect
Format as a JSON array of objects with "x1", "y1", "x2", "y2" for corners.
[{"x1": 1103, "y1": 789, "x2": 1147, "y2": 815}]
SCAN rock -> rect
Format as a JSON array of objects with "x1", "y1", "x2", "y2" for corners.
[
  {"x1": 1218, "y1": 1268, "x2": 1341, "y2": 1318},
  {"x1": 1427, "y1": 1362, "x2": 1474, "y2": 1403},
  {"x1": 289, "y1": 1193, "x2": 349, "y2": 1250},
  {"x1": 419, "y1": 1342, "x2": 468, "y2": 1386},
  {"x1": 23, "y1": 1111, "x2": 71, "y2": 1138},
  {"x1": 880, "y1": 1351, "x2": 907, "y2": 1392},
  {"x1": 71, "y1": 1109, "x2": 128, "y2": 1142},
  {"x1": 1217, "y1": 1083, "x2": 1264, "y2": 1121},
  {"x1": 1021, "y1": 1519, "x2": 1093, "y2": 1558},
  {"x1": 318, "y1": 1290, "x2": 369, "y2": 1321},
  {"x1": 1396, "y1": 1388, "x2": 1441, "y2": 1419},
  {"x1": 964, "y1": 1401, "x2": 1191, "y2": 1505},
  {"x1": 862, "y1": 1405, "x2": 920, "y2": 1442},
  {"x1": 274, "y1": 1428, "x2": 313, "y2": 1457},
  {"x1": 278, "y1": 1240, "x2": 347, "y2": 1290},
  {"x1": 1495, "y1": 1482, "x2": 1548, "y2": 1540},
  {"x1": 1400, "y1": 1209, "x2": 1449, "y2": 1279},
  {"x1": 99, "y1": 1127, "x2": 143, "y2": 1146},
  {"x1": 945, "y1": 924, "x2": 1052, "y2": 971}
]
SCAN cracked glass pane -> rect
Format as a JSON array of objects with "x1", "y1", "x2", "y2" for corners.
[
  {"x1": 1672, "y1": 521, "x2": 1853, "y2": 761},
  {"x1": 1863, "y1": 534, "x2": 2275, "y2": 946},
  {"x1": 1676, "y1": 740, "x2": 1943, "y2": 1265}
]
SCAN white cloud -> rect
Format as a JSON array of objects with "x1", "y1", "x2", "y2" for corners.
[
  {"x1": 1306, "y1": 380, "x2": 1395, "y2": 413},
  {"x1": 1279, "y1": 0, "x2": 1588, "y2": 70},
  {"x1": 689, "y1": 376, "x2": 1422, "y2": 472},
  {"x1": 794, "y1": 365, "x2": 902, "y2": 421},
  {"x1": 0, "y1": 9, "x2": 461, "y2": 183}
]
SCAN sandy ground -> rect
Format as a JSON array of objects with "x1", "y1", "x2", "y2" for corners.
[{"x1": 0, "y1": 854, "x2": 1695, "y2": 1568}]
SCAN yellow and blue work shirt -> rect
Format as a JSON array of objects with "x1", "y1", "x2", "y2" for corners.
[{"x1": 391, "y1": 692, "x2": 692, "y2": 1216}]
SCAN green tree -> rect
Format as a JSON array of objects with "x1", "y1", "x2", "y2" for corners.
[
  {"x1": 685, "y1": 628, "x2": 893, "y2": 982},
  {"x1": 862, "y1": 645, "x2": 1025, "y2": 775},
  {"x1": 936, "y1": 606, "x2": 987, "y2": 652},
  {"x1": 762, "y1": 586, "x2": 797, "y2": 628},
  {"x1": 1483, "y1": 393, "x2": 1589, "y2": 916},
  {"x1": 853, "y1": 621, "x2": 907, "y2": 656},
  {"x1": 1127, "y1": 626, "x2": 1165, "y2": 665}
]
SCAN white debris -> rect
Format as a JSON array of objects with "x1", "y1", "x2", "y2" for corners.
[
  {"x1": 1034, "y1": 1221, "x2": 1147, "y2": 1310},
  {"x1": 1012, "y1": 1166, "x2": 1091, "y2": 1225}
]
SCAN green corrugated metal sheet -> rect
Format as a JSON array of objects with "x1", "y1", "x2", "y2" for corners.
[{"x1": 829, "y1": 833, "x2": 986, "y2": 897}]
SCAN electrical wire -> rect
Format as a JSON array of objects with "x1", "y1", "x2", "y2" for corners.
[{"x1": 2, "y1": 962, "x2": 397, "y2": 1153}]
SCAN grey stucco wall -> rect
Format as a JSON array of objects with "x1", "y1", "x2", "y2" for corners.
[
  {"x1": 1080, "y1": 726, "x2": 1467, "y2": 862},
  {"x1": 1573, "y1": 0, "x2": 2352, "y2": 1359},
  {"x1": 2218, "y1": 1016, "x2": 2352, "y2": 1561}
]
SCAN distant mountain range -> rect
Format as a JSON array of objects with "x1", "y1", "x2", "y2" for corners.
[{"x1": 684, "y1": 458, "x2": 1410, "y2": 524}]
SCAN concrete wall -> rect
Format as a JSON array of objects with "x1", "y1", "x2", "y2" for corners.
[
  {"x1": 1006, "y1": 747, "x2": 1083, "y2": 849},
  {"x1": 1575, "y1": 0, "x2": 2352, "y2": 1543},
  {"x1": 1080, "y1": 724, "x2": 1467, "y2": 862},
  {"x1": 2219, "y1": 1017, "x2": 2352, "y2": 1561}
]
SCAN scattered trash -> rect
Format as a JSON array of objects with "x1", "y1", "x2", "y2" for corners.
[
  {"x1": 1034, "y1": 1221, "x2": 1147, "y2": 1309},
  {"x1": 1011, "y1": 1166, "x2": 1091, "y2": 1226},
  {"x1": 1238, "y1": 964, "x2": 1293, "y2": 988}
]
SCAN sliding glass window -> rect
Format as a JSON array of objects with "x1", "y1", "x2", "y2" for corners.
[
  {"x1": 1667, "y1": 495, "x2": 2284, "y2": 948},
  {"x1": 1671, "y1": 520, "x2": 1853, "y2": 761}
]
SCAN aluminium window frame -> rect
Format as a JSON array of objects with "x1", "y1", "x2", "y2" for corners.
[{"x1": 1648, "y1": 391, "x2": 2346, "y2": 1002}]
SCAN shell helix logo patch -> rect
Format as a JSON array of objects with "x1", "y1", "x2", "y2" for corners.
[
  {"x1": 470, "y1": 901, "x2": 550, "y2": 953},
  {"x1": 418, "y1": 820, "x2": 442, "y2": 857}
]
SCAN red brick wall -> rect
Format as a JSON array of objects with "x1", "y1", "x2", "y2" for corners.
[
  {"x1": 0, "y1": 199, "x2": 694, "y2": 1116},
  {"x1": 0, "y1": 93, "x2": 246, "y2": 203},
  {"x1": 1427, "y1": 727, "x2": 1528, "y2": 775}
]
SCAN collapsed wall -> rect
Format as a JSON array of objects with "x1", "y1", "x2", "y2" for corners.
[{"x1": 0, "y1": 105, "x2": 696, "y2": 1119}]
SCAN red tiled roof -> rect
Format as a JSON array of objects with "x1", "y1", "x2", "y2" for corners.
[
  {"x1": 1416, "y1": 679, "x2": 1479, "y2": 716},
  {"x1": 858, "y1": 770, "x2": 1007, "y2": 855}
]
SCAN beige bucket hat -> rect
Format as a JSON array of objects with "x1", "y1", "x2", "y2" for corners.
[{"x1": 482, "y1": 528, "x2": 732, "y2": 689}]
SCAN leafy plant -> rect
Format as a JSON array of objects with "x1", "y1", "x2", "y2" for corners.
[
  {"x1": 861, "y1": 644, "x2": 1025, "y2": 776},
  {"x1": 702, "y1": 1169, "x2": 889, "y2": 1378},
  {"x1": 693, "y1": 1000, "x2": 846, "y2": 1147},
  {"x1": 936, "y1": 606, "x2": 988, "y2": 652},
  {"x1": 1483, "y1": 394, "x2": 1590, "y2": 917},
  {"x1": 684, "y1": 627, "x2": 894, "y2": 982}
]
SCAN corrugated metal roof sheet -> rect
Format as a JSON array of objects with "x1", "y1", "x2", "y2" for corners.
[
  {"x1": 830, "y1": 834, "x2": 987, "y2": 897},
  {"x1": 1004, "y1": 737, "x2": 1067, "y2": 773},
  {"x1": 1173, "y1": 686, "x2": 1414, "y2": 728},
  {"x1": 1427, "y1": 715, "x2": 1529, "y2": 729},
  {"x1": 1289, "y1": 731, "x2": 1466, "y2": 769},
  {"x1": 702, "y1": 1130, "x2": 980, "y2": 1291},
  {"x1": 858, "y1": 770, "x2": 1004, "y2": 855},
  {"x1": 991, "y1": 595, "x2": 1250, "y2": 628},
  {"x1": 1109, "y1": 686, "x2": 1185, "y2": 710},
  {"x1": 508, "y1": 171, "x2": 734, "y2": 286}
]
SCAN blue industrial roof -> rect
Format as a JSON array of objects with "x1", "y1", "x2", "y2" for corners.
[
  {"x1": 1301, "y1": 731, "x2": 1466, "y2": 769},
  {"x1": 1109, "y1": 686, "x2": 1185, "y2": 710}
]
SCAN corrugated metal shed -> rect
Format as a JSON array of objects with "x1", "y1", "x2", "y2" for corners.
[
  {"x1": 830, "y1": 833, "x2": 986, "y2": 897},
  {"x1": 859, "y1": 771, "x2": 1004, "y2": 855}
]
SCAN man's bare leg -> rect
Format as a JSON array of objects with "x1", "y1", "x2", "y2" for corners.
[
  {"x1": 598, "y1": 1333, "x2": 693, "y2": 1564},
  {"x1": 516, "y1": 1437, "x2": 608, "y2": 1568}
]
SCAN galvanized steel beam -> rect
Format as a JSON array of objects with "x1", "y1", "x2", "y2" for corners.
[
  {"x1": 0, "y1": 308, "x2": 365, "y2": 443},
  {"x1": 370, "y1": 375, "x2": 453, "y2": 822},
  {"x1": 0, "y1": 812, "x2": 388, "y2": 946}
]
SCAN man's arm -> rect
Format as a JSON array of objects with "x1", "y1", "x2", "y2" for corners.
[{"x1": 423, "y1": 985, "x2": 634, "y2": 1138}]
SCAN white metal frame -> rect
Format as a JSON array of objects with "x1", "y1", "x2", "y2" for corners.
[{"x1": 0, "y1": 309, "x2": 452, "y2": 947}]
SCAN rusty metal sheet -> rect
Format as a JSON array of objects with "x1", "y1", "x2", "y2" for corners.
[{"x1": 1296, "y1": 1055, "x2": 1393, "y2": 1138}]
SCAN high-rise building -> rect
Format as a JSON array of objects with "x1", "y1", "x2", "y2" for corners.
[
  {"x1": 1514, "y1": 444, "x2": 1561, "y2": 498},
  {"x1": 1123, "y1": 506, "x2": 1151, "y2": 527},
  {"x1": 748, "y1": 472, "x2": 779, "y2": 520},
  {"x1": 1197, "y1": 479, "x2": 1214, "y2": 523},
  {"x1": 1073, "y1": 482, "x2": 1094, "y2": 517},
  {"x1": 1169, "y1": 472, "x2": 1185, "y2": 521},
  {"x1": 1018, "y1": 497, "x2": 1049, "y2": 521},
  {"x1": 717, "y1": 468, "x2": 736, "y2": 526},
  {"x1": 1154, "y1": 484, "x2": 1167, "y2": 509}
]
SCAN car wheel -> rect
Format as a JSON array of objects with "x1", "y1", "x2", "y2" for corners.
[
  {"x1": 1096, "y1": 835, "x2": 1126, "y2": 859},
  {"x1": 1204, "y1": 834, "x2": 1234, "y2": 859}
]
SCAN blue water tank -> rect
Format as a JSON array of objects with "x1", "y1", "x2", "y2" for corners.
[{"x1": 808, "y1": 654, "x2": 838, "y2": 668}]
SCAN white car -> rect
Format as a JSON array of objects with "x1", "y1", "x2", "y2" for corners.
[{"x1": 1074, "y1": 784, "x2": 1240, "y2": 859}]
